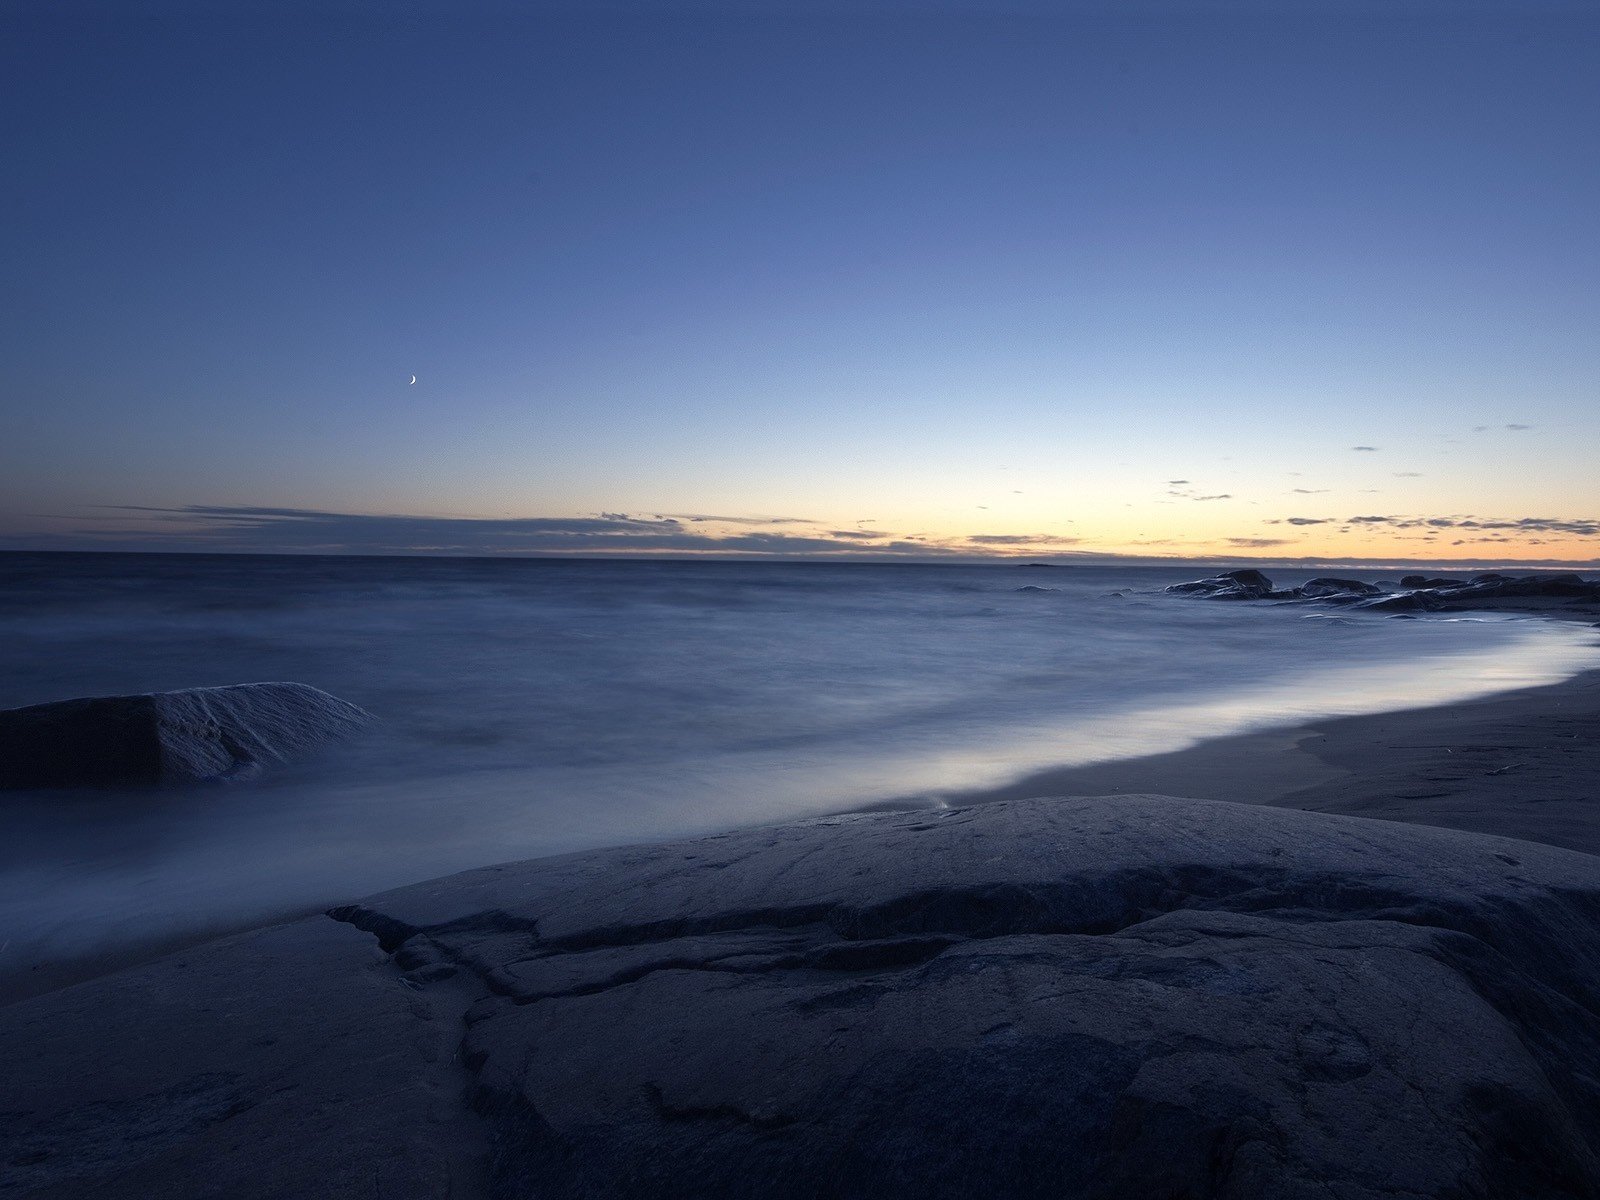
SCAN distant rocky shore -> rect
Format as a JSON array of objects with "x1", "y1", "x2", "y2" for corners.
[{"x1": 1166, "y1": 567, "x2": 1600, "y2": 613}]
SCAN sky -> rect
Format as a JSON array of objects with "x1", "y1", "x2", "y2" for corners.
[{"x1": 2, "y1": 0, "x2": 1597, "y2": 565}]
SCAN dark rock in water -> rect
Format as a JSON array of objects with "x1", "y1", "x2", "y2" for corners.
[
  {"x1": 1218, "y1": 567, "x2": 1272, "y2": 589},
  {"x1": 1447, "y1": 572, "x2": 1599, "y2": 601},
  {"x1": 1170, "y1": 567, "x2": 1600, "y2": 613},
  {"x1": 1383, "y1": 572, "x2": 1600, "y2": 609},
  {"x1": 1298, "y1": 576, "x2": 1382, "y2": 599},
  {"x1": 1015, "y1": 585, "x2": 1058, "y2": 593},
  {"x1": 1165, "y1": 568, "x2": 1277, "y2": 600},
  {"x1": 0, "y1": 682, "x2": 370, "y2": 789}
]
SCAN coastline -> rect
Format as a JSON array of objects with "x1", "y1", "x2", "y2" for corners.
[
  {"x1": 926, "y1": 664, "x2": 1600, "y2": 856},
  {"x1": 6, "y1": 613, "x2": 1600, "y2": 1010},
  {"x1": 8, "y1": 605, "x2": 1600, "y2": 1195}
]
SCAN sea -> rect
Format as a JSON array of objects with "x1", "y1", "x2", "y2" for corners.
[{"x1": 3, "y1": 551, "x2": 1598, "y2": 995}]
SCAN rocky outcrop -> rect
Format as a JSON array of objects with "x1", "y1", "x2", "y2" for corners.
[
  {"x1": 320, "y1": 794, "x2": 1600, "y2": 1199},
  {"x1": 8, "y1": 794, "x2": 1600, "y2": 1197},
  {"x1": 1166, "y1": 568, "x2": 1600, "y2": 612},
  {"x1": 1163, "y1": 568, "x2": 1281, "y2": 600},
  {"x1": 0, "y1": 682, "x2": 370, "y2": 789}
]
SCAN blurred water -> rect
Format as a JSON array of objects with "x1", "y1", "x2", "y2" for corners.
[{"x1": 2, "y1": 551, "x2": 1597, "y2": 987}]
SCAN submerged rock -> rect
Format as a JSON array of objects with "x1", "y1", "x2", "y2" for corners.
[{"x1": 0, "y1": 682, "x2": 370, "y2": 789}]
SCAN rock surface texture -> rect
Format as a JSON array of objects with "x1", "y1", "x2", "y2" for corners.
[
  {"x1": 9, "y1": 795, "x2": 1595, "y2": 1198},
  {"x1": 0, "y1": 682, "x2": 370, "y2": 789}
]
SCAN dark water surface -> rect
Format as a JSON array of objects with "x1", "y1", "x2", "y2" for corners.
[{"x1": 2, "y1": 552, "x2": 1596, "y2": 988}]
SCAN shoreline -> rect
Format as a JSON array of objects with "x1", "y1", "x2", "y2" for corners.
[
  {"x1": 6, "y1": 610, "x2": 1600, "y2": 1010},
  {"x1": 911, "y1": 664, "x2": 1600, "y2": 856},
  {"x1": 9, "y1": 608, "x2": 1600, "y2": 1194}
]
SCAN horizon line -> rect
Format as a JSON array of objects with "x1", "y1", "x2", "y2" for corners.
[{"x1": 3, "y1": 545, "x2": 1596, "y2": 574}]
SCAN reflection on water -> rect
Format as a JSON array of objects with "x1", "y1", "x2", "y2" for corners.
[{"x1": 2, "y1": 553, "x2": 1597, "y2": 988}]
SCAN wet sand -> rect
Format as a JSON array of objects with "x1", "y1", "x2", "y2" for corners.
[{"x1": 941, "y1": 665, "x2": 1600, "y2": 856}]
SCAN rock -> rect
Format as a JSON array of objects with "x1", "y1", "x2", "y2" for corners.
[
  {"x1": 1297, "y1": 577, "x2": 1382, "y2": 599},
  {"x1": 1165, "y1": 568, "x2": 1277, "y2": 600},
  {"x1": 1169, "y1": 569, "x2": 1600, "y2": 613},
  {"x1": 0, "y1": 682, "x2": 370, "y2": 789},
  {"x1": 0, "y1": 918, "x2": 489, "y2": 1200},
  {"x1": 1446, "y1": 573, "x2": 1599, "y2": 601},
  {"x1": 1015, "y1": 585, "x2": 1058, "y2": 593},
  {"x1": 1385, "y1": 573, "x2": 1600, "y2": 609},
  {"x1": 9, "y1": 794, "x2": 1600, "y2": 1196},
  {"x1": 1355, "y1": 591, "x2": 1446, "y2": 612},
  {"x1": 310, "y1": 794, "x2": 1600, "y2": 1199}
]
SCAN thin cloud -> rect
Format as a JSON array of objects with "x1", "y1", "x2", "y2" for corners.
[
  {"x1": 1351, "y1": 446, "x2": 1379, "y2": 452},
  {"x1": 665, "y1": 513, "x2": 816, "y2": 525},
  {"x1": 966, "y1": 534, "x2": 1083, "y2": 546},
  {"x1": 1339, "y1": 513, "x2": 1600, "y2": 536},
  {"x1": 37, "y1": 505, "x2": 1109, "y2": 559},
  {"x1": 70, "y1": 506, "x2": 981, "y2": 557},
  {"x1": 1228, "y1": 537, "x2": 1290, "y2": 548}
]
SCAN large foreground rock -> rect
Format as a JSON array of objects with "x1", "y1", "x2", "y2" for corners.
[
  {"x1": 7, "y1": 794, "x2": 1600, "y2": 1198},
  {"x1": 0, "y1": 682, "x2": 370, "y2": 788}
]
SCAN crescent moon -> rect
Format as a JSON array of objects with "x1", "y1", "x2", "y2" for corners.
[{"x1": 409, "y1": 375, "x2": 417, "y2": 385}]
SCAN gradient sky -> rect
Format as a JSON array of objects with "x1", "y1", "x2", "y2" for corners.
[{"x1": 3, "y1": 0, "x2": 1597, "y2": 564}]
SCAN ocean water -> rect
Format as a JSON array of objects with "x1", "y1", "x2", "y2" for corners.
[{"x1": 2, "y1": 551, "x2": 1598, "y2": 989}]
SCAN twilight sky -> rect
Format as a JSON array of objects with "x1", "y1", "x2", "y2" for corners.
[{"x1": 3, "y1": 0, "x2": 1597, "y2": 564}]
